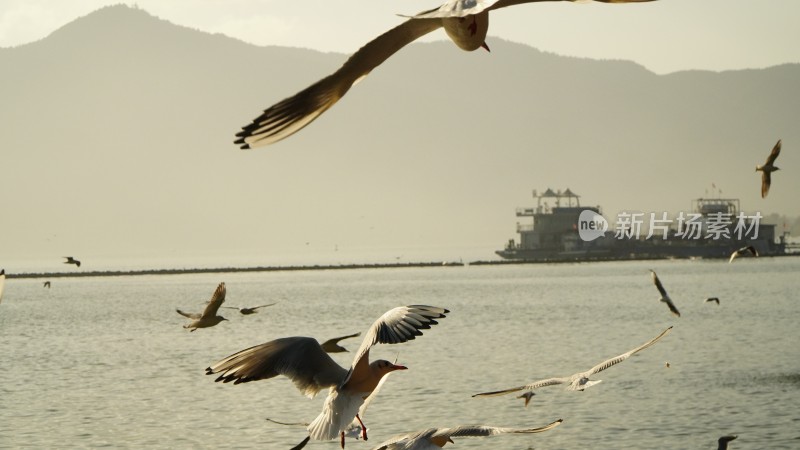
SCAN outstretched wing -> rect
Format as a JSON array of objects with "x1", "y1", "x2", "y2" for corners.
[
  {"x1": 435, "y1": 419, "x2": 563, "y2": 439},
  {"x1": 472, "y1": 378, "x2": 569, "y2": 398},
  {"x1": 345, "y1": 305, "x2": 448, "y2": 384},
  {"x1": 586, "y1": 326, "x2": 673, "y2": 376},
  {"x1": 200, "y1": 282, "x2": 226, "y2": 318},
  {"x1": 251, "y1": 303, "x2": 277, "y2": 310},
  {"x1": 206, "y1": 336, "x2": 347, "y2": 398},
  {"x1": 650, "y1": 270, "x2": 669, "y2": 298},
  {"x1": 176, "y1": 309, "x2": 200, "y2": 319},
  {"x1": 765, "y1": 139, "x2": 781, "y2": 165},
  {"x1": 408, "y1": 0, "x2": 500, "y2": 18},
  {"x1": 320, "y1": 332, "x2": 361, "y2": 352},
  {"x1": 490, "y1": 0, "x2": 657, "y2": 12},
  {"x1": 761, "y1": 170, "x2": 772, "y2": 198},
  {"x1": 235, "y1": 18, "x2": 442, "y2": 148}
]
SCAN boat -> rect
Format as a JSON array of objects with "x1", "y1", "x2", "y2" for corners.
[{"x1": 496, "y1": 188, "x2": 789, "y2": 262}]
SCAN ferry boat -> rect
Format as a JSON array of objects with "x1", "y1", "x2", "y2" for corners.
[{"x1": 496, "y1": 188, "x2": 789, "y2": 261}]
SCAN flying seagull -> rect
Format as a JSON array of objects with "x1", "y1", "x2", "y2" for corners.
[
  {"x1": 705, "y1": 297, "x2": 720, "y2": 305},
  {"x1": 517, "y1": 391, "x2": 536, "y2": 407},
  {"x1": 321, "y1": 332, "x2": 362, "y2": 353},
  {"x1": 176, "y1": 282, "x2": 228, "y2": 331},
  {"x1": 650, "y1": 270, "x2": 680, "y2": 317},
  {"x1": 43, "y1": 281, "x2": 51, "y2": 288},
  {"x1": 473, "y1": 327, "x2": 672, "y2": 397},
  {"x1": 756, "y1": 139, "x2": 781, "y2": 198},
  {"x1": 267, "y1": 354, "x2": 401, "y2": 449},
  {"x1": 222, "y1": 302, "x2": 277, "y2": 315},
  {"x1": 234, "y1": 0, "x2": 657, "y2": 148},
  {"x1": 206, "y1": 305, "x2": 448, "y2": 449},
  {"x1": 718, "y1": 435, "x2": 738, "y2": 450},
  {"x1": 729, "y1": 245, "x2": 758, "y2": 263},
  {"x1": 63, "y1": 256, "x2": 81, "y2": 267},
  {"x1": 371, "y1": 419, "x2": 563, "y2": 449}
]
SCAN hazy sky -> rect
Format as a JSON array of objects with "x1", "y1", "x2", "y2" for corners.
[{"x1": 2, "y1": 0, "x2": 799, "y2": 74}]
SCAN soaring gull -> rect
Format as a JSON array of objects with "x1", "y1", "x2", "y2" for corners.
[
  {"x1": 650, "y1": 270, "x2": 680, "y2": 317},
  {"x1": 176, "y1": 282, "x2": 228, "y2": 331},
  {"x1": 371, "y1": 419, "x2": 562, "y2": 449},
  {"x1": 756, "y1": 139, "x2": 781, "y2": 198},
  {"x1": 234, "y1": 0, "x2": 658, "y2": 148},
  {"x1": 473, "y1": 327, "x2": 672, "y2": 397}
]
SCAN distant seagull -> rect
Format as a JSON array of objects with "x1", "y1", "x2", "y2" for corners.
[
  {"x1": 705, "y1": 297, "x2": 720, "y2": 305},
  {"x1": 176, "y1": 282, "x2": 228, "y2": 331},
  {"x1": 43, "y1": 281, "x2": 51, "y2": 288},
  {"x1": 0, "y1": 269, "x2": 5, "y2": 304},
  {"x1": 650, "y1": 270, "x2": 681, "y2": 317},
  {"x1": 665, "y1": 361, "x2": 671, "y2": 368},
  {"x1": 473, "y1": 327, "x2": 672, "y2": 397},
  {"x1": 718, "y1": 435, "x2": 738, "y2": 450},
  {"x1": 729, "y1": 245, "x2": 758, "y2": 263},
  {"x1": 371, "y1": 419, "x2": 563, "y2": 449},
  {"x1": 517, "y1": 391, "x2": 536, "y2": 407},
  {"x1": 321, "y1": 332, "x2": 362, "y2": 353},
  {"x1": 63, "y1": 256, "x2": 81, "y2": 267},
  {"x1": 206, "y1": 305, "x2": 448, "y2": 448},
  {"x1": 222, "y1": 303, "x2": 277, "y2": 315},
  {"x1": 234, "y1": 0, "x2": 658, "y2": 148},
  {"x1": 756, "y1": 139, "x2": 781, "y2": 198}
]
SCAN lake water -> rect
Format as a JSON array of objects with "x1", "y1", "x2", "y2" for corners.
[{"x1": 1, "y1": 257, "x2": 798, "y2": 449}]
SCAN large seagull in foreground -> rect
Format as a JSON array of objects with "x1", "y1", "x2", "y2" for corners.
[
  {"x1": 472, "y1": 327, "x2": 672, "y2": 397},
  {"x1": 234, "y1": 0, "x2": 657, "y2": 149}
]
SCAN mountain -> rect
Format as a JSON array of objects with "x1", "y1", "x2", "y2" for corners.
[{"x1": 1, "y1": 5, "x2": 798, "y2": 264}]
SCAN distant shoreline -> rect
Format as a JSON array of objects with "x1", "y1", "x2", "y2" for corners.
[
  {"x1": 5, "y1": 260, "x2": 468, "y2": 279},
  {"x1": 6, "y1": 252, "x2": 798, "y2": 279}
]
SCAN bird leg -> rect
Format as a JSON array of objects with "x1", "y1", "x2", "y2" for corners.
[
  {"x1": 340, "y1": 431, "x2": 345, "y2": 449},
  {"x1": 355, "y1": 414, "x2": 368, "y2": 440}
]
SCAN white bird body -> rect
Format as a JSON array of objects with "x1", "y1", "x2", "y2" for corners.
[
  {"x1": 206, "y1": 305, "x2": 449, "y2": 448},
  {"x1": 235, "y1": 0, "x2": 657, "y2": 148},
  {"x1": 473, "y1": 327, "x2": 672, "y2": 397}
]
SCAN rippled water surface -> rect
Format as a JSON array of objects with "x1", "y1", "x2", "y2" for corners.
[{"x1": 1, "y1": 258, "x2": 799, "y2": 449}]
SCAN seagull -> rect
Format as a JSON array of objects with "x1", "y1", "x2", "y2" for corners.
[
  {"x1": 321, "y1": 332, "x2": 362, "y2": 353},
  {"x1": 221, "y1": 303, "x2": 277, "y2": 315},
  {"x1": 728, "y1": 245, "x2": 758, "y2": 263},
  {"x1": 371, "y1": 419, "x2": 563, "y2": 449},
  {"x1": 650, "y1": 270, "x2": 680, "y2": 317},
  {"x1": 267, "y1": 354, "x2": 401, "y2": 449},
  {"x1": 63, "y1": 256, "x2": 81, "y2": 267},
  {"x1": 517, "y1": 391, "x2": 535, "y2": 407},
  {"x1": 705, "y1": 297, "x2": 720, "y2": 305},
  {"x1": 234, "y1": 0, "x2": 658, "y2": 148},
  {"x1": 206, "y1": 305, "x2": 449, "y2": 449},
  {"x1": 43, "y1": 281, "x2": 51, "y2": 288},
  {"x1": 756, "y1": 139, "x2": 781, "y2": 198},
  {"x1": 0, "y1": 269, "x2": 5, "y2": 303},
  {"x1": 473, "y1": 327, "x2": 672, "y2": 397},
  {"x1": 718, "y1": 435, "x2": 738, "y2": 450},
  {"x1": 176, "y1": 282, "x2": 228, "y2": 331}
]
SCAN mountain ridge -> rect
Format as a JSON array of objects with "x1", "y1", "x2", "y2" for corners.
[{"x1": 1, "y1": 4, "x2": 797, "y2": 261}]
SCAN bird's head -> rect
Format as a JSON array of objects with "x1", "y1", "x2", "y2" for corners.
[{"x1": 371, "y1": 359, "x2": 407, "y2": 376}]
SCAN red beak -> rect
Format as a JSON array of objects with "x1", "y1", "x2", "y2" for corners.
[{"x1": 390, "y1": 364, "x2": 408, "y2": 371}]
